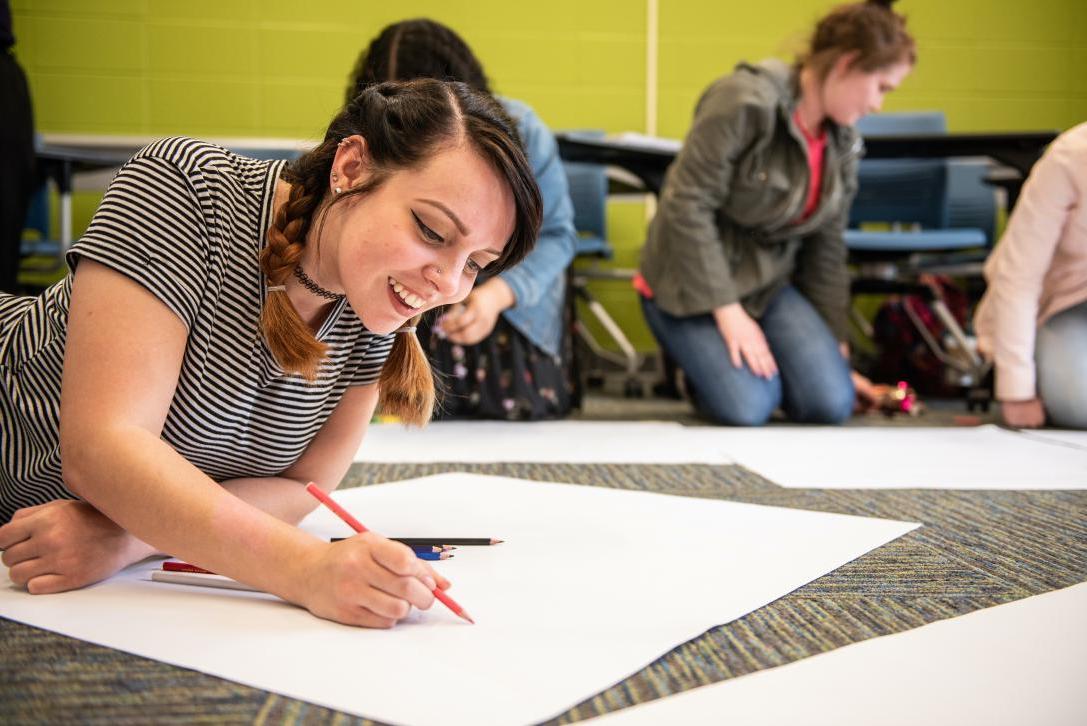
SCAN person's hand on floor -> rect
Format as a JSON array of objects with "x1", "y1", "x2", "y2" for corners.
[
  {"x1": 438, "y1": 278, "x2": 516, "y2": 345},
  {"x1": 713, "y1": 303, "x2": 778, "y2": 379},
  {"x1": 0, "y1": 499, "x2": 157, "y2": 593},
  {"x1": 1001, "y1": 398, "x2": 1046, "y2": 428},
  {"x1": 851, "y1": 370, "x2": 886, "y2": 413}
]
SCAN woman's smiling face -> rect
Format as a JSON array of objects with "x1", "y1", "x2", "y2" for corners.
[{"x1": 322, "y1": 137, "x2": 515, "y2": 334}]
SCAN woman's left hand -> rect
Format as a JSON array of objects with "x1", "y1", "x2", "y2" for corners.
[
  {"x1": 439, "y1": 278, "x2": 516, "y2": 345},
  {"x1": 0, "y1": 500, "x2": 156, "y2": 594},
  {"x1": 851, "y1": 370, "x2": 884, "y2": 412}
]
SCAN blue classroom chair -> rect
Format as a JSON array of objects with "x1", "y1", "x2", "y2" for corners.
[
  {"x1": 563, "y1": 157, "x2": 644, "y2": 397},
  {"x1": 848, "y1": 112, "x2": 996, "y2": 402}
]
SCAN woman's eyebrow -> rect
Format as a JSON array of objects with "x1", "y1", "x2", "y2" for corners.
[{"x1": 418, "y1": 198, "x2": 468, "y2": 235}]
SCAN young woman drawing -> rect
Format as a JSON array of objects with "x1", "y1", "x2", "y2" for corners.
[{"x1": 0, "y1": 79, "x2": 542, "y2": 628}]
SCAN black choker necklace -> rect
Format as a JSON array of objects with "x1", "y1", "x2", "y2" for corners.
[{"x1": 293, "y1": 265, "x2": 344, "y2": 301}]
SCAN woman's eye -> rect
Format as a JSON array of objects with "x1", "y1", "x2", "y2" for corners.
[
  {"x1": 465, "y1": 258, "x2": 483, "y2": 275},
  {"x1": 411, "y1": 211, "x2": 443, "y2": 243}
]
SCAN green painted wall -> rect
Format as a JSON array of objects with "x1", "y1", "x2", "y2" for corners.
[{"x1": 13, "y1": 0, "x2": 1087, "y2": 351}]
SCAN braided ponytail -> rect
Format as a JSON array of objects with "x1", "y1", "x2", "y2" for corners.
[
  {"x1": 259, "y1": 187, "x2": 319, "y2": 380},
  {"x1": 377, "y1": 316, "x2": 434, "y2": 425}
]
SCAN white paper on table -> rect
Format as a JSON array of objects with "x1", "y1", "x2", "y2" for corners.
[
  {"x1": 1021, "y1": 428, "x2": 1087, "y2": 451},
  {"x1": 608, "y1": 132, "x2": 683, "y2": 153},
  {"x1": 0, "y1": 473, "x2": 916, "y2": 726},
  {"x1": 358, "y1": 420, "x2": 734, "y2": 464},
  {"x1": 713, "y1": 424, "x2": 1087, "y2": 489},
  {"x1": 588, "y1": 581, "x2": 1087, "y2": 726}
]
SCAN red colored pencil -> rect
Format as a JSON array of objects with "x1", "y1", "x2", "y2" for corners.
[
  {"x1": 304, "y1": 482, "x2": 474, "y2": 624},
  {"x1": 162, "y1": 560, "x2": 214, "y2": 575}
]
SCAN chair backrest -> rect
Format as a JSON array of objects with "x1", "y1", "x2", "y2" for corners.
[
  {"x1": 947, "y1": 160, "x2": 997, "y2": 245},
  {"x1": 23, "y1": 132, "x2": 51, "y2": 241},
  {"x1": 562, "y1": 159, "x2": 613, "y2": 258},
  {"x1": 563, "y1": 161, "x2": 607, "y2": 239},
  {"x1": 228, "y1": 146, "x2": 305, "y2": 162},
  {"x1": 849, "y1": 159, "x2": 950, "y2": 229},
  {"x1": 850, "y1": 111, "x2": 950, "y2": 229},
  {"x1": 23, "y1": 186, "x2": 51, "y2": 241},
  {"x1": 855, "y1": 111, "x2": 947, "y2": 136},
  {"x1": 851, "y1": 111, "x2": 996, "y2": 242}
]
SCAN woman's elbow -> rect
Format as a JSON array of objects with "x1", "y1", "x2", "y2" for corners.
[{"x1": 58, "y1": 426, "x2": 104, "y2": 499}]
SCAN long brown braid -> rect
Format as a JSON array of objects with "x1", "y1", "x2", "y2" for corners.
[{"x1": 259, "y1": 79, "x2": 542, "y2": 425}]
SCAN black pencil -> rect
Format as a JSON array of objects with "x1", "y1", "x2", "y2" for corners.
[
  {"x1": 392, "y1": 537, "x2": 503, "y2": 546},
  {"x1": 329, "y1": 537, "x2": 492, "y2": 547}
]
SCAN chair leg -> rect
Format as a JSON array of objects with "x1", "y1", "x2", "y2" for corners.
[
  {"x1": 572, "y1": 282, "x2": 643, "y2": 396},
  {"x1": 900, "y1": 292, "x2": 991, "y2": 391}
]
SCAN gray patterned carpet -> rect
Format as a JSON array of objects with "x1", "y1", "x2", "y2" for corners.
[{"x1": 2, "y1": 449, "x2": 1084, "y2": 724}]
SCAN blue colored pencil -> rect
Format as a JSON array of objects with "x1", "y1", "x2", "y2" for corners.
[{"x1": 416, "y1": 551, "x2": 454, "y2": 561}]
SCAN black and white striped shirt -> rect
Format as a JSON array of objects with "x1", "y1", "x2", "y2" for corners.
[{"x1": 0, "y1": 138, "x2": 394, "y2": 523}]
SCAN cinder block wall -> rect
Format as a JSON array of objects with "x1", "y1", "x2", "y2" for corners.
[{"x1": 13, "y1": 0, "x2": 1086, "y2": 350}]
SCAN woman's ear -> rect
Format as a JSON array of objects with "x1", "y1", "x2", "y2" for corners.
[
  {"x1": 331, "y1": 134, "x2": 371, "y2": 192},
  {"x1": 828, "y1": 50, "x2": 862, "y2": 80}
]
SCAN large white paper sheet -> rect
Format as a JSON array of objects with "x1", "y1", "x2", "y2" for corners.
[
  {"x1": 716, "y1": 424, "x2": 1087, "y2": 489},
  {"x1": 358, "y1": 420, "x2": 734, "y2": 464},
  {"x1": 590, "y1": 581, "x2": 1087, "y2": 726},
  {"x1": 0, "y1": 473, "x2": 916, "y2": 726},
  {"x1": 1022, "y1": 428, "x2": 1087, "y2": 451}
]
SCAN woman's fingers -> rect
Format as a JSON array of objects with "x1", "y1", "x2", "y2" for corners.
[
  {"x1": 741, "y1": 342, "x2": 776, "y2": 379},
  {"x1": 361, "y1": 585, "x2": 417, "y2": 621},
  {"x1": 368, "y1": 564, "x2": 436, "y2": 611},
  {"x1": 7, "y1": 557, "x2": 52, "y2": 589},
  {"x1": 326, "y1": 604, "x2": 397, "y2": 630},
  {"x1": 445, "y1": 314, "x2": 478, "y2": 339},
  {"x1": 0, "y1": 538, "x2": 39, "y2": 568},
  {"x1": 369, "y1": 538, "x2": 440, "y2": 609},
  {"x1": 763, "y1": 349, "x2": 779, "y2": 377},
  {"x1": 421, "y1": 562, "x2": 451, "y2": 591},
  {"x1": 440, "y1": 303, "x2": 475, "y2": 336},
  {"x1": 726, "y1": 338, "x2": 743, "y2": 369},
  {"x1": 24, "y1": 573, "x2": 73, "y2": 595},
  {"x1": 370, "y1": 538, "x2": 423, "y2": 576},
  {"x1": 0, "y1": 518, "x2": 33, "y2": 551}
]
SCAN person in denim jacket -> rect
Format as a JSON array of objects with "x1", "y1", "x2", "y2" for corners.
[
  {"x1": 637, "y1": 0, "x2": 914, "y2": 425},
  {"x1": 347, "y1": 19, "x2": 578, "y2": 420}
]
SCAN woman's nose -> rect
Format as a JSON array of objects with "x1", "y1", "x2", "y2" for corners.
[{"x1": 424, "y1": 261, "x2": 460, "y2": 298}]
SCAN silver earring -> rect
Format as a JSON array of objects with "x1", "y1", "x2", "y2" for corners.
[{"x1": 334, "y1": 187, "x2": 342, "y2": 195}]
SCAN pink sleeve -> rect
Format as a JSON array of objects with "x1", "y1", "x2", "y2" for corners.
[{"x1": 977, "y1": 139, "x2": 1078, "y2": 401}]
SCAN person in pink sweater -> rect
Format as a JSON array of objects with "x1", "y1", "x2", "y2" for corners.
[{"x1": 975, "y1": 122, "x2": 1087, "y2": 429}]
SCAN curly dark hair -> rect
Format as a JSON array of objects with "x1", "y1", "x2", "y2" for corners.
[{"x1": 346, "y1": 19, "x2": 491, "y2": 105}]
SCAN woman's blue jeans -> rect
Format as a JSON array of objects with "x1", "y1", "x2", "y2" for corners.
[{"x1": 641, "y1": 285, "x2": 854, "y2": 426}]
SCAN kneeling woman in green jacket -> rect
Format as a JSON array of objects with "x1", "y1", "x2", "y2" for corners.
[{"x1": 636, "y1": 0, "x2": 914, "y2": 425}]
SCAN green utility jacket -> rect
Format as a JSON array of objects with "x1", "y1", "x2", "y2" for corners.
[{"x1": 640, "y1": 59, "x2": 863, "y2": 340}]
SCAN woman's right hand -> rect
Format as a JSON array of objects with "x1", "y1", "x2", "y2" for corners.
[
  {"x1": 713, "y1": 303, "x2": 778, "y2": 379},
  {"x1": 300, "y1": 534, "x2": 451, "y2": 628},
  {"x1": 1001, "y1": 398, "x2": 1046, "y2": 429}
]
